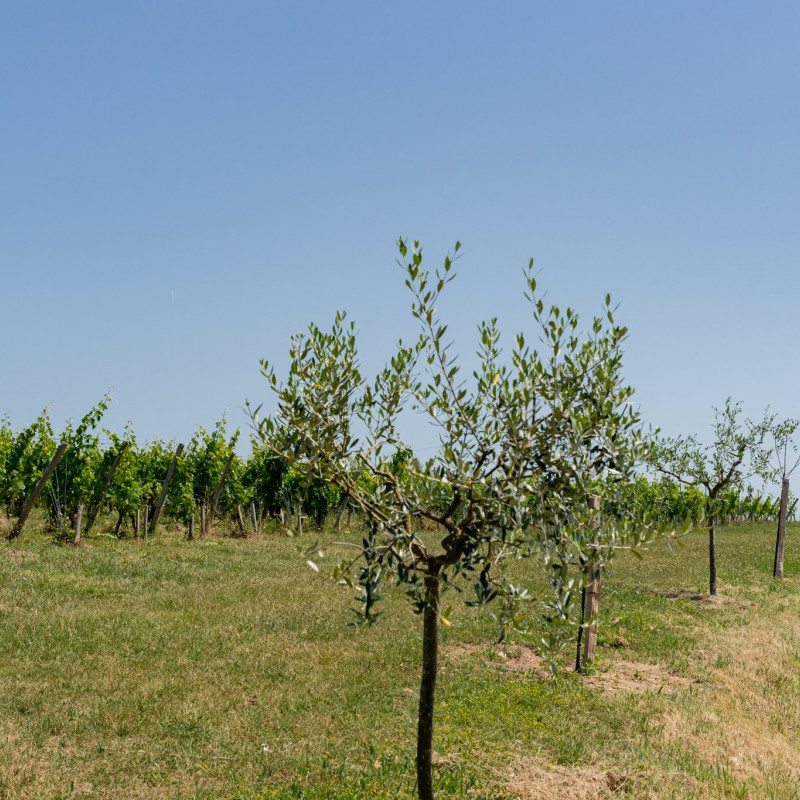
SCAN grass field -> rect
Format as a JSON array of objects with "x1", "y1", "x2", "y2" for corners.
[{"x1": 0, "y1": 516, "x2": 798, "y2": 799}]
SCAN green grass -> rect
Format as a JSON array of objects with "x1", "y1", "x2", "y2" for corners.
[{"x1": 0, "y1": 517, "x2": 799, "y2": 799}]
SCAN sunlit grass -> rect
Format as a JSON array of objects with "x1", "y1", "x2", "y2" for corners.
[{"x1": 0, "y1": 516, "x2": 798, "y2": 798}]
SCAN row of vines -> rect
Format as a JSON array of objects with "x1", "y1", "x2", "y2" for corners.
[
  {"x1": 0, "y1": 396, "x2": 787, "y2": 543},
  {"x1": 0, "y1": 397, "x2": 341, "y2": 539}
]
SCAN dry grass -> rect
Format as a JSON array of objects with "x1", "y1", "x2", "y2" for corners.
[
  {"x1": 507, "y1": 758, "x2": 630, "y2": 800},
  {"x1": 582, "y1": 659, "x2": 692, "y2": 695}
]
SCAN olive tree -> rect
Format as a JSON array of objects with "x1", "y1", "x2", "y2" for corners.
[
  {"x1": 650, "y1": 399, "x2": 774, "y2": 596},
  {"x1": 769, "y1": 418, "x2": 800, "y2": 578},
  {"x1": 250, "y1": 240, "x2": 653, "y2": 800}
]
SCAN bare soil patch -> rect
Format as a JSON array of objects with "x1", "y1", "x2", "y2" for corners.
[
  {"x1": 654, "y1": 587, "x2": 755, "y2": 608},
  {"x1": 507, "y1": 758, "x2": 634, "y2": 799},
  {"x1": 584, "y1": 659, "x2": 691, "y2": 695},
  {"x1": 446, "y1": 643, "x2": 550, "y2": 678}
]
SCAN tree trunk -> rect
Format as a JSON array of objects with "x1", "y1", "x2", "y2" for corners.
[
  {"x1": 774, "y1": 478, "x2": 789, "y2": 579},
  {"x1": 417, "y1": 573, "x2": 440, "y2": 800},
  {"x1": 575, "y1": 586, "x2": 586, "y2": 672},
  {"x1": 708, "y1": 514, "x2": 717, "y2": 596}
]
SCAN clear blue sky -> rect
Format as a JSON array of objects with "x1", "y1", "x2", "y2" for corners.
[{"x1": 2, "y1": 1, "x2": 799, "y2": 452}]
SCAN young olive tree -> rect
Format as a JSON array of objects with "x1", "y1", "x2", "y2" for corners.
[
  {"x1": 250, "y1": 240, "x2": 652, "y2": 800},
  {"x1": 650, "y1": 398, "x2": 774, "y2": 596},
  {"x1": 769, "y1": 418, "x2": 800, "y2": 578}
]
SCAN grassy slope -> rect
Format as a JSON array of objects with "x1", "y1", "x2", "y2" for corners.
[{"x1": 0, "y1": 516, "x2": 798, "y2": 799}]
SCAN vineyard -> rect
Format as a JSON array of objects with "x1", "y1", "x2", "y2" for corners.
[
  {"x1": 0, "y1": 401, "x2": 788, "y2": 548},
  {"x1": 3, "y1": 246, "x2": 800, "y2": 800},
  {"x1": 0, "y1": 401, "x2": 343, "y2": 543}
]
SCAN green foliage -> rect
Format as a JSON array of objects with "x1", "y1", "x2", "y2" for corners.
[
  {"x1": 0, "y1": 409, "x2": 55, "y2": 516},
  {"x1": 253, "y1": 239, "x2": 658, "y2": 659},
  {"x1": 49, "y1": 394, "x2": 110, "y2": 526},
  {"x1": 650, "y1": 398, "x2": 776, "y2": 510}
]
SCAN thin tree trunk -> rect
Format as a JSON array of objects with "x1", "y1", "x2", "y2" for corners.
[
  {"x1": 774, "y1": 478, "x2": 789, "y2": 578},
  {"x1": 187, "y1": 515, "x2": 194, "y2": 542},
  {"x1": 709, "y1": 513, "x2": 717, "y2": 596},
  {"x1": 575, "y1": 585, "x2": 586, "y2": 672},
  {"x1": 417, "y1": 573, "x2": 440, "y2": 800},
  {"x1": 114, "y1": 510, "x2": 124, "y2": 536}
]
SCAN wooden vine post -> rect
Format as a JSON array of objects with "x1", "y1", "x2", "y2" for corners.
[
  {"x1": 250, "y1": 502, "x2": 258, "y2": 533},
  {"x1": 73, "y1": 504, "x2": 84, "y2": 547},
  {"x1": 148, "y1": 443, "x2": 185, "y2": 536},
  {"x1": 85, "y1": 441, "x2": 129, "y2": 533},
  {"x1": 581, "y1": 494, "x2": 603, "y2": 668},
  {"x1": 773, "y1": 477, "x2": 790, "y2": 578},
  {"x1": 207, "y1": 452, "x2": 236, "y2": 532},
  {"x1": 235, "y1": 505, "x2": 247, "y2": 536},
  {"x1": 8, "y1": 441, "x2": 69, "y2": 540}
]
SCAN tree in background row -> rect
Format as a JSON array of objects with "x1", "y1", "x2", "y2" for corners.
[{"x1": 650, "y1": 398, "x2": 776, "y2": 596}]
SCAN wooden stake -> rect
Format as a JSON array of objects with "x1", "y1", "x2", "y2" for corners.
[
  {"x1": 8, "y1": 441, "x2": 69, "y2": 540},
  {"x1": 774, "y1": 478, "x2": 790, "y2": 579},
  {"x1": 201, "y1": 505, "x2": 207, "y2": 536},
  {"x1": 250, "y1": 502, "x2": 258, "y2": 533},
  {"x1": 73, "y1": 504, "x2": 84, "y2": 547},
  {"x1": 581, "y1": 494, "x2": 602, "y2": 668},
  {"x1": 187, "y1": 515, "x2": 194, "y2": 542},
  {"x1": 208, "y1": 452, "x2": 236, "y2": 530},
  {"x1": 143, "y1": 506, "x2": 149, "y2": 540},
  {"x1": 85, "y1": 442, "x2": 129, "y2": 533},
  {"x1": 148, "y1": 443, "x2": 185, "y2": 536},
  {"x1": 236, "y1": 505, "x2": 247, "y2": 536},
  {"x1": 134, "y1": 509, "x2": 140, "y2": 538},
  {"x1": 335, "y1": 496, "x2": 347, "y2": 532}
]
